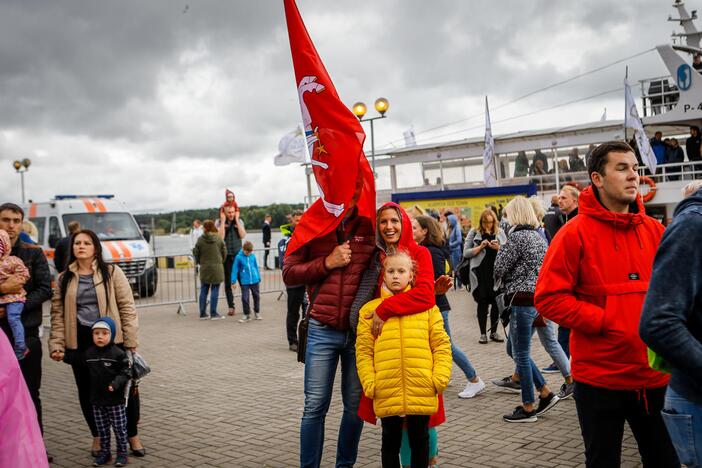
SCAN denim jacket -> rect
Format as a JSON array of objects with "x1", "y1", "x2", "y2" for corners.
[{"x1": 640, "y1": 189, "x2": 702, "y2": 405}]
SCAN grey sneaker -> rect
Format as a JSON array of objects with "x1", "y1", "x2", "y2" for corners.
[
  {"x1": 479, "y1": 334, "x2": 488, "y2": 344},
  {"x1": 535, "y1": 392, "x2": 560, "y2": 416},
  {"x1": 558, "y1": 382, "x2": 574, "y2": 399},
  {"x1": 255, "y1": 313, "x2": 262, "y2": 320},
  {"x1": 238, "y1": 315, "x2": 251, "y2": 323},
  {"x1": 491, "y1": 376, "x2": 521, "y2": 394}
]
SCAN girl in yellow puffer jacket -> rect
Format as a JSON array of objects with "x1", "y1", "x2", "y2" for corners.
[{"x1": 356, "y1": 251, "x2": 452, "y2": 467}]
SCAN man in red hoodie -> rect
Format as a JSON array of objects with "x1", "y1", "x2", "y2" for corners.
[{"x1": 535, "y1": 141, "x2": 679, "y2": 467}]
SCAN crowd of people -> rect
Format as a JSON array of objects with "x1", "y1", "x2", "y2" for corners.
[
  {"x1": 281, "y1": 141, "x2": 702, "y2": 467},
  {"x1": 2, "y1": 141, "x2": 702, "y2": 467}
]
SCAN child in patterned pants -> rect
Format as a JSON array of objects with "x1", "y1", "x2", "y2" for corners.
[{"x1": 85, "y1": 317, "x2": 131, "y2": 467}]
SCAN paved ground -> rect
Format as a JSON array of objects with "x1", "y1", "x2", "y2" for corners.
[{"x1": 41, "y1": 288, "x2": 647, "y2": 468}]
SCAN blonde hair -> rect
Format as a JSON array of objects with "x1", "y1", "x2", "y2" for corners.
[
  {"x1": 504, "y1": 196, "x2": 540, "y2": 228},
  {"x1": 382, "y1": 250, "x2": 416, "y2": 276},
  {"x1": 478, "y1": 209, "x2": 499, "y2": 236},
  {"x1": 528, "y1": 196, "x2": 546, "y2": 222},
  {"x1": 561, "y1": 185, "x2": 580, "y2": 201},
  {"x1": 682, "y1": 180, "x2": 702, "y2": 198}
]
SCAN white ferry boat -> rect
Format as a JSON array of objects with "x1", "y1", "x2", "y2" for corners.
[{"x1": 348, "y1": 0, "x2": 702, "y2": 227}]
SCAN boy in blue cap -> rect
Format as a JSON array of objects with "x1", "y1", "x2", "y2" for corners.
[{"x1": 85, "y1": 317, "x2": 131, "y2": 467}]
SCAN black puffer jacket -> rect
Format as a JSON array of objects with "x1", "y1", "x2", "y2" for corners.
[{"x1": 0, "y1": 240, "x2": 51, "y2": 341}]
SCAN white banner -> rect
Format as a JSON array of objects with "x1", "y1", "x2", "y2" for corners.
[
  {"x1": 403, "y1": 127, "x2": 416, "y2": 147},
  {"x1": 274, "y1": 126, "x2": 308, "y2": 166},
  {"x1": 624, "y1": 79, "x2": 657, "y2": 173},
  {"x1": 483, "y1": 97, "x2": 498, "y2": 187}
]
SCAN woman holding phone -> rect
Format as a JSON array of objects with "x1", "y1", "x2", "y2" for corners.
[{"x1": 463, "y1": 209, "x2": 507, "y2": 344}]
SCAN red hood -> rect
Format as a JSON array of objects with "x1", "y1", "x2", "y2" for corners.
[
  {"x1": 578, "y1": 186, "x2": 646, "y2": 230},
  {"x1": 376, "y1": 202, "x2": 418, "y2": 254}
]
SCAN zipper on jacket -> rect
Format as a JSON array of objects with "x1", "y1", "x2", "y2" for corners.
[{"x1": 399, "y1": 317, "x2": 407, "y2": 414}]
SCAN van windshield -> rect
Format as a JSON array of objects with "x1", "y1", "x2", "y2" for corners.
[{"x1": 62, "y1": 213, "x2": 143, "y2": 241}]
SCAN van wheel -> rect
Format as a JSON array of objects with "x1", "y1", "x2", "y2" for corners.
[{"x1": 139, "y1": 273, "x2": 158, "y2": 298}]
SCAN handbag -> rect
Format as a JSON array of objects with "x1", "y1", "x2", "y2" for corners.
[
  {"x1": 297, "y1": 285, "x2": 321, "y2": 364},
  {"x1": 496, "y1": 292, "x2": 514, "y2": 328},
  {"x1": 129, "y1": 350, "x2": 151, "y2": 382}
]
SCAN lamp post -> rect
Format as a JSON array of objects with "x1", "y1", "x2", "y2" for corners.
[
  {"x1": 352, "y1": 97, "x2": 389, "y2": 174},
  {"x1": 12, "y1": 158, "x2": 31, "y2": 204}
]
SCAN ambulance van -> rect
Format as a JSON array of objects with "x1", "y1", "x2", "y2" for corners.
[{"x1": 23, "y1": 195, "x2": 157, "y2": 297}]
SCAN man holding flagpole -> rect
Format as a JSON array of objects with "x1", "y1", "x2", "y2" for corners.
[{"x1": 281, "y1": 1, "x2": 377, "y2": 466}]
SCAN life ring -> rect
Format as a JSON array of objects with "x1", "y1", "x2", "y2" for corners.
[{"x1": 639, "y1": 175, "x2": 657, "y2": 203}]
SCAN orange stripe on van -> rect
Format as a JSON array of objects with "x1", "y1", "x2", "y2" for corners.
[
  {"x1": 82, "y1": 199, "x2": 96, "y2": 213},
  {"x1": 94, "y1": 199, "x2": 107, "y2": 213},
  {"x1": 116, "y1": 241, "x2": 132, "y2": 259},
  {"x1": 29, "y1": 203, "x2": 38, "y2": 218},
  {"x1": 104, "y1": 241, "x2": 121, "y2": 260}
]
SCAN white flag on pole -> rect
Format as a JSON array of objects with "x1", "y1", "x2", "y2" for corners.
[
  {"x1": 274, "y1": 125, "x2": 308, "y2": 166},
  {"x1": 600, "y1": 107, "x2": 607, "y2": 122},
  {"x1": 624, "y1": 78, "x2": 657, "y2": 173},
  {"x1": 483, "y1": 97, "x2": 498, "y2": 187}
]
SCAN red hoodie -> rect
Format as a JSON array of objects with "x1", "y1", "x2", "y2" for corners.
[
  {"x1": 535, "y1": 187, "x2": 667, "y2": 391},
  {"x1": 358, "y1": 202, "x2": 444, "y2": 427},
  {"x1": 374, "y1": 202, "x2": 436, "y2": 322}
]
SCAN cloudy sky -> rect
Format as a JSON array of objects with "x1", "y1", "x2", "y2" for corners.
[{"x1": 0, "y1": 0, "x2": 682, "y2": 211}]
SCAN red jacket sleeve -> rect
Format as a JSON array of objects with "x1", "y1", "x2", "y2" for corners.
[
  {"x1": 376, "y1": 246, "x2": 436, "y2": 321},
  {"x1": 534, "y1": 225, "x2": 606, "y2": 335},
  {"x1": 282, "y1": 242, "x2": 329, "y2": 287}
]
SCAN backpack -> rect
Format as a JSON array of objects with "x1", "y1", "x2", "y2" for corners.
[{"x1": 455, "y1": 256, "x2": 471, "y2": 288}]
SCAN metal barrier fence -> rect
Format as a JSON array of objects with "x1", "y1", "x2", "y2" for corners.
[{"x1": 131, "y1": 248, "x2": 286, "y2": 314}]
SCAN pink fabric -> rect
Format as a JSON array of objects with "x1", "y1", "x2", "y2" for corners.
[
  {"x1": 0, "y1": 331, "x2": 48, "y2": 467},
  {"x1": 0, "y1": 229, "x2": 29, "y2": 304}
]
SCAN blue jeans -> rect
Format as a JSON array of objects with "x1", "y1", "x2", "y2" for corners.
[
  {"x1": 662, "y1": 386, "x2": 702, "y2": 467},
  {"x1": 557, "y1": 325, "x2": 570, "y2": 358},
  {"x1": 199, "y1": 283, "x2": 220, "y2": 317},
  {"x1": 6, "y1": 302, "x2": 26, "y2": 357},
  {"x1": 509, "y1": 306, "x2": 546, "y2": 405},
  {"x1": 536, "y1": 320, "x2": 570, "y2": 378},
  {"x1": 440, "y1": 310, "x2": 477, "y2": 381},
  {"x1": 300, "y1": 319, "x2": 363, "y2": 468}
]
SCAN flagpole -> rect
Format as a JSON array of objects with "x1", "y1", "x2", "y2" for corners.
[{"x1": 624, "y1": 65, "x2": 629, "y2": 143}]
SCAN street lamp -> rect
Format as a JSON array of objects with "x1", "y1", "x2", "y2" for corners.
[
  {"x1": 352, "y1": 97, "x2": 390, "y2": 173},
  {"x1": 12, "y1": 158, "x2": 31, "y2": 203}
]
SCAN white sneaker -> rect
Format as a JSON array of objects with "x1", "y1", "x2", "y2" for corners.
[
  {"x1": 238, "y1": 316, "x2": 251, "y2": 323},
  {"x1": 255, "y1": 313, "x2": 262, "y2": 320},
  {"x1": 458, "y1": 378, "x2": 486, "y2": 399}
]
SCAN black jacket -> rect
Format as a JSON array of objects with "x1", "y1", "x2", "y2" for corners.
[
  {"x1": 262, "y1": 222, "x2": 271, "y2": 244},
  {"x1": 53, "y1": 236, "x2": 72, "y2": 273},
  {"x1": 543, "y1": 204, "x2": 564, "y2": 240},
  {"x1": 640, "y1": 189, "x2": 702, "y2": 405},
  {"x1": 0, "y1": 240, "x2": 51, "y2": 341},
  {"x1": 425, "y1": 244, "x2": 451, "y2": 312},
  {"x1": 686, "y1": 131, "x2": 702, "y2": 161},
  {"x1": 85, "y1": 344, "x2": 131, "y2": 406}
]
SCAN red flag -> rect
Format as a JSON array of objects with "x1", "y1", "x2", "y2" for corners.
[{"x1": 284, "y1": 0, "x2": 376, "y2": 255}]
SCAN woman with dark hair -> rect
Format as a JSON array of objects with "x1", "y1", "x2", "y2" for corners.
[
  {"x1": 463, "y1": 209, "x2": 506, "y2": 344},
  {"x1": 193, "y1": 220, "x2": 227, "y2": 320},
  {"x1": 413, "y1": 215, "x2": 485, "y2": 399},
  {"x1": 49, "y1": 229, "x2": 144, "y2": 458}
]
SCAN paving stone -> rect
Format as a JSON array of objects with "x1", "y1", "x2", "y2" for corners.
[{"x1": 40, "y1": 289, "x2": 646, "y2": 467}]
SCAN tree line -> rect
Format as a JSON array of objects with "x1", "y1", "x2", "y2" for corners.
[{"x1": 134, "y1": 203, "x2": 304, "y2": 234}]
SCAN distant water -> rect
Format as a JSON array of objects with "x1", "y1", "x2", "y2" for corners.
[{"x1": 153, "y1": 230, "x2": 285, "y2": 257}]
